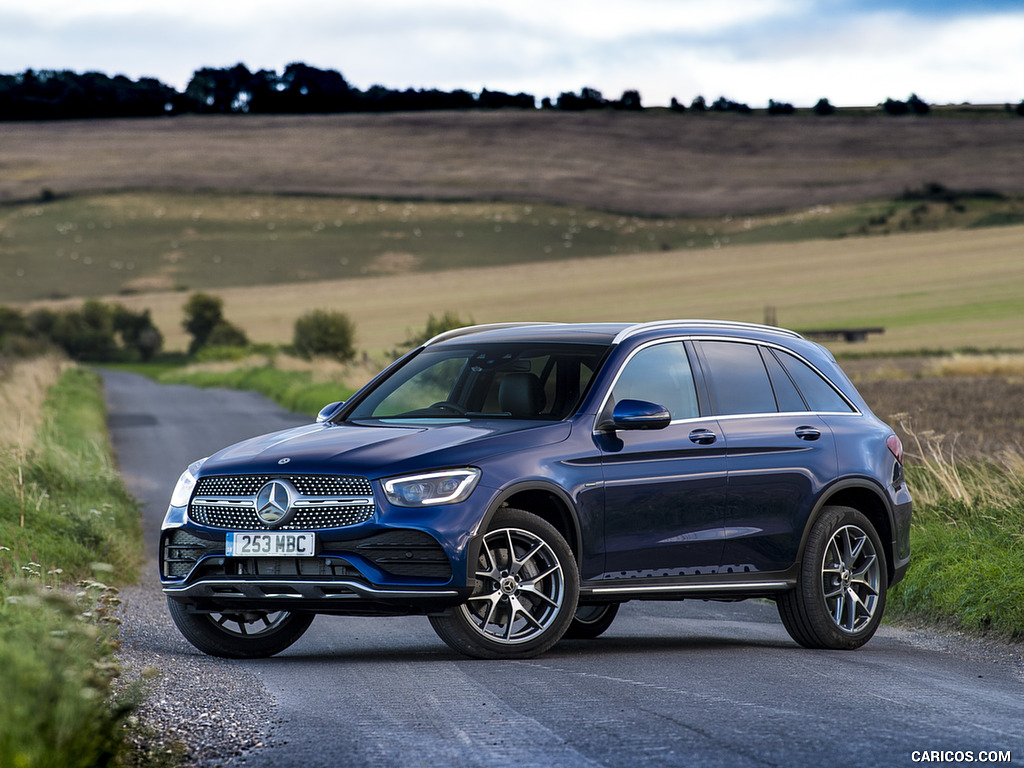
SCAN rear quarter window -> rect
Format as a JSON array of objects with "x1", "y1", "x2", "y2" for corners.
[{"x1": 774, "y1": 349, "x2": 855, "y2": 413}]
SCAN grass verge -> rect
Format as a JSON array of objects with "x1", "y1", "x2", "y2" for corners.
[
  {"x1": 0, "y1": 361, "x2": 146, "y2": 767},
  {"x1": 888, "y1": 431, "x2": 1024, "y2": 639},
  {"x1": 158, "y1": 361, "x2": 356, "y2": 418}
]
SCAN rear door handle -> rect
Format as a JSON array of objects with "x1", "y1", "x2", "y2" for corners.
[
  {"x1": 689, "y1": 428, "x2": 717, "y2": 445},
  {"x1": 795, "y1": 426, "x2": 821, "y2": 441}
]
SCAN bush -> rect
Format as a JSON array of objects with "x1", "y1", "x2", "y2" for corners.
[
  {"x1": 1, "y1": 301, "x2": 162, "y2": 362},
  {"x1": 401, "y1": 311, "x2": 474, "y2": 350},
  {"x1": 205, "y1": 320, "x2": 249, "y2": 348},
  {"x1": 293, "y1": 310, "x2": 357, "y2": 363}
]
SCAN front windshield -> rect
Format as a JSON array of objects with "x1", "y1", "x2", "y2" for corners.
[{"x1": 347, "y1": 342, "x2": 608, "y2": 421}]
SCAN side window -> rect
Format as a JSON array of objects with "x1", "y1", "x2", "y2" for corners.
[
  {"x1": 775, "y1": 350, "x2": 855, "y2": 413},
  {"x1": 762, "y1": 348, "x2": 808, "y2": 412},
  {"x1": 699, "y1": 341, "x2": 777, "y2": 415},
  {"x1": 610, "y1": 342, "x2": 699, "y2": 421}
]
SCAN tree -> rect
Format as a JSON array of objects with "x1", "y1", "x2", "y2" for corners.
[
  {"x1": 882, "y1": 97, "x2": 909, "y2": 116},
  {"x1": 907, "y1": 93, "x2": 930, "y2": 115},
  {"x1": 767, "y1": 99, "x2": 795, "y2": 115},
  {"x1": 293, "y1": 310, "x2": 357, "y2": 362},
  {"x1": 113, "y1": 306, "x2": 163, "y2": 361},
  {"x1": 813, "y1": 98, "x2": 835, "y2": 116},
  {"x1": 613, "y1": 90, "x2": 643, "y2": 111},
  {"x1": 711, "y1": 96, "x2": 751, "y2": 114},
  {"x1": 183, "y1": 292, "x2": 227, "y2": 354}
]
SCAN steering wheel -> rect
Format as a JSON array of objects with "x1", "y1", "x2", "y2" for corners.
[{"x1": 430, "y1": 401, "x2": 468, "y2": 415}]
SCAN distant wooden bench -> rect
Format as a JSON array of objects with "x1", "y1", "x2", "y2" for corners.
[{"x1": 799, "y1": 327, "x2": 885, "y2": 343}]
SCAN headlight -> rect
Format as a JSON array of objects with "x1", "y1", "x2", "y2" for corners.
[
  {"x1": 383, "y1": 468, "x2": 480, "y2": 507},
  {"x1": 169, "y1": 458, "x2": 208, "y2": 508}
]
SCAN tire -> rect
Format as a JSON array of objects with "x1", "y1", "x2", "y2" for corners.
[
  {"x1": 167, "y1": 598, "x2": 315, "y2": 658},
  {"x1": 777, "y1": 505, "x2": 888, "y2": 650},
  {"x1": 429, "y1": 508, "x2": 579, "y2": 659},
  {"x1": 563, "y1": 603, "x2": 619, "y2": 640}
]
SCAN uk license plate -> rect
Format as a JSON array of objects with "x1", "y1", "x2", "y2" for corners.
[{"x1": 227, "y1": 531, "x2": 317, "y2": 557}]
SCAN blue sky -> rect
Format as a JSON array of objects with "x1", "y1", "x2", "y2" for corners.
[{"x1": 1, "y1": 0, "x2": 1022, "y2": 107}]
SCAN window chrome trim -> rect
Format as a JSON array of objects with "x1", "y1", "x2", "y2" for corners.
[{"x1": 592, "y1": 334, "x2": 860, "y2": 433}]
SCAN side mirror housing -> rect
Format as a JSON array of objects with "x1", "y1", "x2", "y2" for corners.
[
  {"x1": 600, "y1": 399, "x2": 672, "y2": 431},
  {"x1": 316, "y1": 401, "x2": 346, "y2": 424}
]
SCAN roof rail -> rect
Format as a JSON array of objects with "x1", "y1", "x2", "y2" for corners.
[
  {"x1": 612, "y1": 319, "x2": 804, "y2": 344},
  {"x1": 423, "y1": 322, "x2": 564, "y2": 347}
]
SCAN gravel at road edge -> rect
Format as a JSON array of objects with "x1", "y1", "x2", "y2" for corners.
[{"x1": 115, "y1": 580, "x2": 279, "y2": 767}]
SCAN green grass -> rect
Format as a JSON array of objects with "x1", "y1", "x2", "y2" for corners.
[
  {"x1": 3, "y1": 190, "x2": 1023, "y2": 303},
  {"x1": 1, "y1": 367, "x2": 142, "y2": 579},
  {"x1": 888, "y1": 447, "x2": 1024, "y2": 639},
  {"x1": 0, "y1": 366, "x2": 146, "y2": 767},
  {"x1": 158, "y1": 364, "x2": 354, "y2": 418}
]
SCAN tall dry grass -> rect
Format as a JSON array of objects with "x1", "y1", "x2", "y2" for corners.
[
  {"x1": 0, "y1": 355, "x2": 67, "y2": 452},
  {"x1": 929, "y1": 353, "x2": 1024, "y2": 378},
  {"x1": 898, "y1": 415, "x2": 1024, "y2": 508}
]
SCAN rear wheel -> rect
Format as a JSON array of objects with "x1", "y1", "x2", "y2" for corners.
[
  {"x1": 429, "y1": 508, "x2": 578, "y2": 659},
  {"x1": 563, "y1": 603, "x2": 620, "y2": 639},
  {"x1": 167, "y1": 598, "x2": 315, "y2": 658},
  {"x1": 777, "y1": 506, "x2": 887, "y2": 650}
]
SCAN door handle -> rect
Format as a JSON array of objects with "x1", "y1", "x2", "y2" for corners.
[
  {"x1": 689, "y1": 428, "x2": 717, "y2": 445},
  {"x1": 795, "y1": 426, "x2": 821, "y2": 441}
]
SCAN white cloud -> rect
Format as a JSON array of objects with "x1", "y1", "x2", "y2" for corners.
[{"x1": 0, "y1": 0, "x2": 1021, "y2": 106}]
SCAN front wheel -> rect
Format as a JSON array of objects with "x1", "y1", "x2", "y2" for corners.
[
  {"x1": 429, "y1": 508, "x2": 579, "y2": 659},
  {"x1": 167, "y1": 598, "x2": 315, "y2": 658},
  {"x1": 777, "y1": 506, "x2": 887, "y2": 650}
]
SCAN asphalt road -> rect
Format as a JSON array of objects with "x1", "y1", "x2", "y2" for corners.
[{"x1": 103, "y1": 370, "x2": 1024, "y2": 768}]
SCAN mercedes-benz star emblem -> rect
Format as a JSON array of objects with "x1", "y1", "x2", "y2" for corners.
[{"x1": 255, "y1": 479, "x2": 296, "y2": 527}]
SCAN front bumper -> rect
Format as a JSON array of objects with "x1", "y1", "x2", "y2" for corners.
[
  {"x1": 163, "y1": 575, "x2": 468, "y2": 616},
  {"x1": 160, "y1": 521, "x2": 472, "y2": 616}
]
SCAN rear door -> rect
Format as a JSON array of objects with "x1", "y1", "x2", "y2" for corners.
[{"x1": 694, "y1": 340, "x2": 839, "y2": 573}]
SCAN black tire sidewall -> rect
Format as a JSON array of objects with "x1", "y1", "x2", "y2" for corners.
[
  {"x1": 780, "y1": 505, "x2": 888, "y2": 650},
  {"x1": 167, "y1": 598, "x2": 314, "y2": 658},
  {"x1": 563, "y1": 603, "x2": 619, "y2": 640}
]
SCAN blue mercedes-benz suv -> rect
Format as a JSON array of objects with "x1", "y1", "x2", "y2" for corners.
[{"x1": 161, "y1": 320, "x2": 911, "y2": 659}]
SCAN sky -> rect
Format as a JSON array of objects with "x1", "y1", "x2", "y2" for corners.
[{"x1": 1, "y1": 0, "x2": 1022, "y2": 108}]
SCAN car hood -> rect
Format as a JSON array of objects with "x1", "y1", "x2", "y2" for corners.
[{"x1": 201, "y1": 419, "x2": 572, "y2": 480}]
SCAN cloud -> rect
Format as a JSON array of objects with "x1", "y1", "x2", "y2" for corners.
[{"x1": 0, "y1": 0, "x2": 1021, "y2": 106}]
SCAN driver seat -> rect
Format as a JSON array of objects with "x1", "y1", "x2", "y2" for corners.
[{"x1": 498, "y1": 373, "x2": 546, "y2": 418}]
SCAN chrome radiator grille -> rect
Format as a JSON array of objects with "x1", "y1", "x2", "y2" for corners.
[{"x1": 189, "y1": 474, "x2": 375, "y2": 530}]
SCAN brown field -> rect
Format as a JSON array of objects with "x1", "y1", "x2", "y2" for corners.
[
  {"x1": 4, "y1": 111, "x2": 1024, "y2": 216},
  {"x1": 857, "y1": 375, "x2": 1024, "y2": 461}
]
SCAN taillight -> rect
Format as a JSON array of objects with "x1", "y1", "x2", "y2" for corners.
[{"x1": 886, "y1": 434, "x2": 904, "y2": 464}]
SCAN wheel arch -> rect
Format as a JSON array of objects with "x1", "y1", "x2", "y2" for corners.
[
  {"x1": 474, "y1": 482, "x2": 582, "y2": 570},
  {"x1": 801, "y1": 480, "x2": 897, "y2": 582}
]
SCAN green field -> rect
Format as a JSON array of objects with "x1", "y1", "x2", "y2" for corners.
[{"x1": 4, "y1": 189, "x2": 1024, "y2": 357}]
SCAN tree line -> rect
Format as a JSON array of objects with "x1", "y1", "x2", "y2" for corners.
[{"x1": 4, "y1": 62, "x2": 1023, "y2": 121}]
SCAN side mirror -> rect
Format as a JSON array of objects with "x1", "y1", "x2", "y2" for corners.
[
  {"x1": 601, "y1": 399, "x2": 672, "y2": 431},
  {"x1": 316, "y1": 401, "x2": 346, "y2": 424}
]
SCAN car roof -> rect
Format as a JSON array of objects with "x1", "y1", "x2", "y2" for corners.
[{"x1": 424, "y1": 320, "x2": 804, "y2": 347}]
